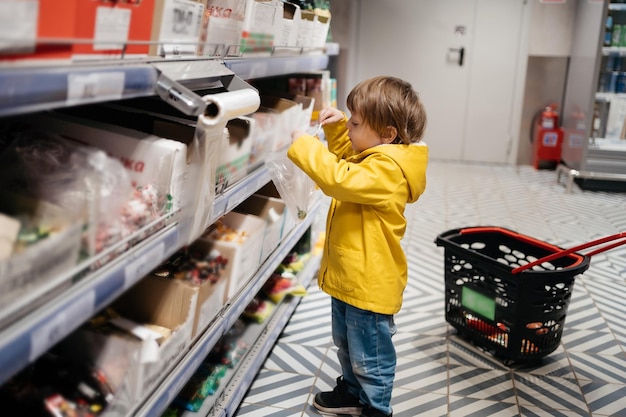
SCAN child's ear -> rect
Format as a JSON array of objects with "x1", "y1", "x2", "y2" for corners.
[{"x1": 382, "y1": 126, "x2": 398, "y2": 144}]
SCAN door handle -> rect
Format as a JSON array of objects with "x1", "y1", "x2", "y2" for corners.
[{"x1": 448, "y1": 47, "x2": 465, "y2": 66}]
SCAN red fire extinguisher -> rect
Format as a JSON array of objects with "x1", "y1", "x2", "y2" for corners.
[{"x1": 531, "y1": 104, "x2": 563, "y2": 169}]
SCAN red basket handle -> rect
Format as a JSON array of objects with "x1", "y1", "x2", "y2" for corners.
[{"x1": 511, "y1": 232, "x2": 626, "y2": 274}]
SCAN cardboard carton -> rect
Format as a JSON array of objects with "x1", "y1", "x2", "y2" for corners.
[
  {"x1": 150, "y1": 0, "x2": 206, "y2": 57},
  {"x1": 202, "y1": 0, "x2": 283, "y2": 56},
  {"x1": 216, "y1": 117, "x2": 254, "y2": 193},
  {"x1": 64, "y1": 276, "x2": 198, "y2": 403},
  {"x1": 200, "y1": 211, "x2": 266, "y2": 300},
  {"x1": 257, "y1": 96, "x2": 302, "y2": 151},
  {"x1": 234, "y1": 193, "x2": 286, "y2": 262},
  {"x1": 297, "y1": 8, "x2": 330, "y2": 49},
  {"x1": 275, "y1": 2, "x2": 301, "y2": 49}
]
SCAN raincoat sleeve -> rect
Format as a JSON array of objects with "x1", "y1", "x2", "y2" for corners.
[
  {"x1": 287, "y1": 135, "x2": 404, "y2": 207},
  {"x1": 323, "y1": 114, "x2": 354, "y2": 160}
]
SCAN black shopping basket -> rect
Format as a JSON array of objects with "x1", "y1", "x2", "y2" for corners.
[{"x1": 435, "y1": 226, "x2": 626, "y2": 364}]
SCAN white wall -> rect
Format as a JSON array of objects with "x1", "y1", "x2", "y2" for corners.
[
  {"x1": 328, "y1": 0, "x2": 581, "y2": 165},
  {"x1": 528, "y1": 0, "x2": 576, "y2": 57}
]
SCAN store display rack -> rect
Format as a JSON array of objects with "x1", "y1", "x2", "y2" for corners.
[
  {"x1": 560, "y1": 1, "x2": 626, "y2": 191},
  {"x1": 135, "y1": 205, "x2": 321, "y2": 417},
  {"x1": 0, "y1": 161, "x2": 277, "y2": 387},
  {"x1": 0, "y1": 52, "x2": 329, "y2": 118},
  {"x1": 208, "y1": 254, "x2": 319, "y2": 417},
  {"x1": 0, "y1": 50, "x2": 329, "y2": 412}
]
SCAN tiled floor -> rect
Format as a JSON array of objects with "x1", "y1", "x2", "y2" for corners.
[{"x1": 234, "y1": 161, "x2": 626, "y2": 417}]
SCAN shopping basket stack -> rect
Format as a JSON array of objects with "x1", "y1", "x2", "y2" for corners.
[{"x1": 435, "y1": 226, "x2": 626, "y2": 364}]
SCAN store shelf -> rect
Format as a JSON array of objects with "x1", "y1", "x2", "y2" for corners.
[
  {"x1": 610, "y1": 3, "x2": 626, "y2": 11},
  {"x1": 132, "y1": 200, "x2": 321, "y2": 417},
  {"x1": 0, "y1": 162, "x2": 279, "y2": 387},
  {"x1": 212, "y1": 165, "x2": 273, "y2": 224},
  {"x1": 561, "y1": 1, "x2": 626, "y2": 190},
  {"x1": 224, "y1": 53, "x2": 329, "y2": 80},
  {"x1": 0, "y1": 44, "x2": 329, "y2": 414},
  {"x1": 0, "y1": 219, "x2": 180, "y2": 386},
  {"x1": 0, "y1": 53, "x2": 329, "y2": 118},
  {"x1": 0, "y1": 62, "x2": 158, "y2": 117}
]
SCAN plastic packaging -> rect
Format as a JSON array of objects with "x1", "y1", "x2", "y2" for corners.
[
  {"x1": 264, "y1": 150, "x2": 317, "y2": 221},
  {"x1": 0, "y1": 130, "x2": 132, "y2": 227}
]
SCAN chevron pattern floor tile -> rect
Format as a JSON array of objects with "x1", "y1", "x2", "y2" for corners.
[{"x1": 233, "y1": 161, "x2": 626, "y2": 417}]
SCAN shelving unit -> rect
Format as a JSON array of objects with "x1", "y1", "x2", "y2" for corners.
[
  {"x1": 136, "y1": 219, "x2": 321, "y2": 417},
  {"x1": 0, "y1": 50, "x2": 329, "y2": 416},
  {"x1": 559, "y1": 1, "x2": 626, "y2": 190}
]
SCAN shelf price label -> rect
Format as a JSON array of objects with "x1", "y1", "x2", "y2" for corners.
[
  {"x1": 30, "y1": 291, "x2": 95, "y2": 361},
  {"x1": 67, "y1": 71, "x2": 126, "y2": 106},
  {"x1": 248, "y1": 61, "x2": 269, "y2": 79},
  {"x1": 123, "y1": 242, "x2": 165, "y2": 289}
]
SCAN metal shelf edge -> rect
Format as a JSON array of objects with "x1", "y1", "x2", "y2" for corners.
[{"x1": 224, "y1": 54, "x2": 329, "y2": 80}]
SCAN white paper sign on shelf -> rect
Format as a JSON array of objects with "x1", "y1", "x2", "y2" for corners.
[
  {"x1": 94, "y1": 6, "x2": 131, "y2": 50},
  {"x1": 0, "y1": 0, "x2": 37, "y2": 53}
]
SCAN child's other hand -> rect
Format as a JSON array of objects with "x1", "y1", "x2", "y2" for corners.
[{"x1": 318, "y1": 107, "x2": 343, "y2": 126}]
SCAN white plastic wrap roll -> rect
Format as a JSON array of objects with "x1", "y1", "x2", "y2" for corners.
[
  {"x1": 183, "y1": 88, "x2": 260, "y2": 244},
  {"x1": 200, "y1": 89, "x2": 261, "y2": 126}
]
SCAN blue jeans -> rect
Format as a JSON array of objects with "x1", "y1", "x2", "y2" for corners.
[{"x1": 331, "y1": 298, "x2": 397, "y2": 416}]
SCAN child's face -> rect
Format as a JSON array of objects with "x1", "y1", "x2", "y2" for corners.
[{"x1": 347, "y1": 113, "x2": 383, "y2": 152}]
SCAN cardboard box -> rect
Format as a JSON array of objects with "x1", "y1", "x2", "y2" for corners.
[
  {"x1": 256, "y1": 181, "x2": 296, "y2": 237},
  {"x1": 275, "y1": 1, "x2": 301, "y2": 49},
  {"x1": 202, "y1": 0, "x2": 282, "y2": 56},
  {"x1": 178, "y1": 241, "x2": 231, "y2": 338},
  {"x1": 248, "y1": 111, "x2": 278, "y2": 167},
  {"x1": 27, "y1": 110, "x2": 218, "y2": 245},
  {"x1": 0, "y1": 0, "x2": 155, "y2": 62},
  {"x1": 146, "y1": 241, "x2": 229, "y2": 340},
  {"x1": 240, "y1": 0, "x2": 283, "y2": 54},
  {"x1": 234, "y1": 193, "x2": 286, "y2": 262},
  {"x1": 292, "y1": 94, "x2": 315, "y2": 130},
  {"x1": 297, "y1": 8, "x2": 330, "y2": 49},
  {"x1": 150, "y1": 0, "x2": 205, "y2": 57},
  {"x1": 63, "y1": 275, "x2": 198, "y2": 403},
  {"x1": 200, "y1": 211, "x2": 266, "y2": 300},
  {"x1": 110, "y1": 275, "x2": 198, "y2": 402},
  {"x1": 216, "y1": 117, "x2": 254, "y2": 193},
  {"x1": 0, "y1": 197, "x2": 81, "y2": 310},
  {"x1": 192, "y1": 272, "x2": 227, "y2": 338},
  {"x1": 258, "y1": 96, "x2": 302, "y2": 151}
]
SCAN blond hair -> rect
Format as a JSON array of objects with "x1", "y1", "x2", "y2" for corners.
[{"x1": 346, "y1": 76, "x2": 427, "y2": 144}]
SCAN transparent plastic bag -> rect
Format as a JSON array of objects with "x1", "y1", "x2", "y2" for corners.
[
  {"x1": 265, "y1": 150, "x2": 317, "y2": 222},
  {"x1": 0, "y1": 131, "x2": 132, "y2": 225}
]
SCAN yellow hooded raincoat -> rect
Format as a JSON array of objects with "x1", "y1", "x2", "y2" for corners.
[{"x1": 287, "y1": 116, "x2": 428, "y2": 315}]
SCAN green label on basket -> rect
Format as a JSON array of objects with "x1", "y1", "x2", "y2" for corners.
[{"x1": 462, "y1": 287, "x2": 496, "y2": 321}]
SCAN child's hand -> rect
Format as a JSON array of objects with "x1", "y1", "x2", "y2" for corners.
[{"x1": 318, "y1": 107, "x2": 343, "y2": 126}]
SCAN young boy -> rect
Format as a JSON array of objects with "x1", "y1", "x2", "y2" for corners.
[{"x1": 287, "y1": 76, "x2": 428, "y2": 417}]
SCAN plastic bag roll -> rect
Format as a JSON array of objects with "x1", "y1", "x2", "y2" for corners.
[{"x1": 200, "y1": 89, "x2": 260, "y2": 126}]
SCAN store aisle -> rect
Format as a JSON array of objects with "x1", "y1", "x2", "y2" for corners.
[{"x1": 234, "y1": 161, "x2": 626, "y2": 417}]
